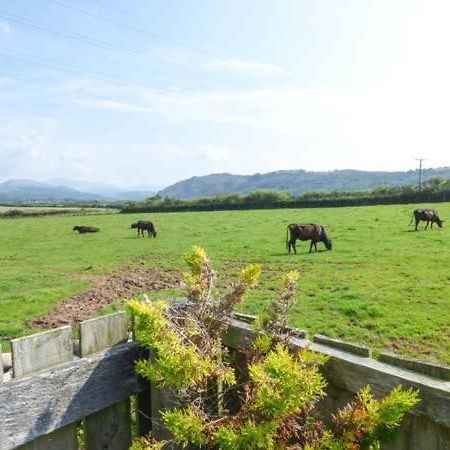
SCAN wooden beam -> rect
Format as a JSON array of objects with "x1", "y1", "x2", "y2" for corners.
[
  {"x1": 11, "y1": 326, "x2": 72, "y2": 379},
  {"x1": 0, "y1": 342, "x2": 147, "y2": 450},
  {"x1": 84, "y1": 400, "x2": 132, "y2": 450},
  {"x1": 79, "y1": 313, "x2": 132, "y2": 450},
  {"x1": 10, "y1": 326, "x2": 77, "y2": 450},
  {"x1": 80, "y1": 312, "x2": 129, "y2": 358},
  {"x1": 223, "y1": 319, "x2": 450, "y2": 429}
]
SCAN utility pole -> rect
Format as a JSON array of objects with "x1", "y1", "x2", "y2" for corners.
[{"x1": 415, "y1": 158, "x2": 426, "y2": 191}]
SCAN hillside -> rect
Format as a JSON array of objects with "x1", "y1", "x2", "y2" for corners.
[
  {"x1": 158, "y1": 167, "x2": 450, "y2": 199},
  {"x1": 0, "y1": 179, "x2": 102, "y2": 203},
  {"x1": 0, "y1": 179, "x2": 158, "y2": 203}
]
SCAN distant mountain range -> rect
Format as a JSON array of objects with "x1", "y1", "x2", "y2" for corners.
[
  {"x1": 0, "y1": 179, "x2": 161, "y2": 203},
  {"x1": 2, "y1": 167, "x2": 450, "y2": 203},
  {"x1": 158, "y1": 167, "x2": 450, "y2": 199}
]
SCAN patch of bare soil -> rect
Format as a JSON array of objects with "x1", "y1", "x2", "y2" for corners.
[{"x1": 28, "y1": 266, "x2": 182, "y2": 329}]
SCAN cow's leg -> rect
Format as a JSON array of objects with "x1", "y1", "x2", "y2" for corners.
[
  {"x1": 309, "y1": 241, "x2": 313, "y2": 253},
  {"x1": 415, "y1": 219, "x2": 419, "y2": 231},
  {"x1": 292, "y1": 240, "x2": 297, "y2": 254},
  {"x1": 425, "y1": 220, "x2": 429, "y2": 230},
  {"x1": 431, "y1": 221, "x2": 434, "y2": 229}
]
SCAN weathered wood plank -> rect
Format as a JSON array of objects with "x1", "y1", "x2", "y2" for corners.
[
  {"x1": 0, "y1": 342, "x2": 148, "y2": 450},
  {"x1": 380, "y1": 352, "x2": 450, "y2": 381},
  {"x1": 313, "y1": 334, "x2": 371, "y2": 357},
  {"x1": 16, "y1": 424, "x2": 78, "y2": 450},
  {"x1": 85, "y1": 400, "x2": 132, "y2": 450},
  {"x1": 137, "y1": 386, "x2": 152, "y2": 436},
  {"x1": 223, "y1": 320, "x2": 450, "y2": 429},
  {"x1": 384, "y1": 414, "x2": 450, "y2": 450},
  {"x1": 80, "y1": 312, "x2": 129, "y2": 357},
  {"x1": 81, "y1": 312, "x2": 133, "y2": 449},
  {"x1": 9, "y1": 326, "x2": 76, "y2": 450},
  {"x1": 11, "y1": 326, "x2": 73, "y2": 379}
]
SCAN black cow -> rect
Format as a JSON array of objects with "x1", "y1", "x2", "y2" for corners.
[
  {"x1": 131, "y1": 220, "x2": 157, "y2": 238},
  {"x1": 410, "y1": 209, "x2": 444, "y2": 231},
  {"x1": 73, "y1": 225, "x2": 100, "y2": 233},
  {"x1": 286, "y1": 223, "x2": 332, "y2": 254}
]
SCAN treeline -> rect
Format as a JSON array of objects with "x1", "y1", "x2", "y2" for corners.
[
  {"x1": 0, "y1": 205, "x2": 117, "y2": 219},
  {"x1": 121, "y1": 177, "x2": 450, "y2": 213}
]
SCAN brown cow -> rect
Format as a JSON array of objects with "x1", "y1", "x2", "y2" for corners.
[
  {"x1": 286, "y1": 223, "x2": 332, "y2": 254},
  {"x1": 131, "y1": 220, "x2": 157, "y2": 238},
  {"x1": 410, "y1": 209, "x2": 444, "y2": 231},
  {"x1": 73, "y1": 225, "x2": 100, "y2": 233}
]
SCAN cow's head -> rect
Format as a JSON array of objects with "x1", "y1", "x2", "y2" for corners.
[
  {"x1": 324, "y1": 237, "x2": 332, "y2": 251},
  {"x1": 152, "y1": 230, "x2": 157, "y2": 238},
  {"x1": 131, "y1": 222, "x2": 138, "y2": 229},
  {"x1": 437, "y1": 219, "x2": 444, "y2": 228},
  {"x1": 73, "y1": 226, "x2": 79, "y2": 232}
]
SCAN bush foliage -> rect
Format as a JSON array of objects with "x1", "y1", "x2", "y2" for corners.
[
  {"x1": 129, "y1": 247, "x2": 419, "y2": 449},
  {"x1": 122, "y1": 180, "x2": 450, "y2": 213}
]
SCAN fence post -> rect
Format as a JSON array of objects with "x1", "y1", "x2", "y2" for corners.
[
  {"x1": 11, "y1": 327, "x2": 78, "y2": 450},
  {"x1": 81, "y1": 312, "x2": 132, "y2": 450}
]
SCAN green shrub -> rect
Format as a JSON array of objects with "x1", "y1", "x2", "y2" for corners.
[{"x1": 129, "y1": 247, "x2": 419, "y2": 449}]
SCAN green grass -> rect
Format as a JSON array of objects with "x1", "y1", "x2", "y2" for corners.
[
  {"x1": 0, "y1": 206, "x2": 116, "y2": 213},
  {"x1": 1, "y1": 203, "x2": 450, "y2": 364}
]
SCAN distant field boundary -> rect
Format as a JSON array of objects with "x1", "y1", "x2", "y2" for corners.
[
  {"x1": 121, "y1": 189, "x2": 450, "y2": 213},
  {"x1": 0, "y1": 207, "x2": 118, "y2": 219}
]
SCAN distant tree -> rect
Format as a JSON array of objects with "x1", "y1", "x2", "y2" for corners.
[
  {"x1": 245, "y1": 190, "x2": 293, "y2": 203},
  {"x1": 423, "y1": 177, "x2": 450, "y2": 192}
]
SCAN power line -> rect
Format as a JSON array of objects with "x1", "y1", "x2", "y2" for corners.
[
  {"x1": 0, "y1": 8, "x2": 251, "y2": 90},
  {"x1": 64, "y1": 0, "x2": 293, "y2": 86},
  {"x1": 86, "y1": 0, "x2": 260, "y2": 64},
  {"x1": 0, "y1": 49, "x2": 268, "y2": 124},
  {"x1": 0, "y1": 47, "x2": 131, "y2": 86},
  {"x1": 88, "y1": 0, "x2": 218, "y2": 47},
  {"x1": 48, "y1": 0, "x2": 221, "y2": 59}
]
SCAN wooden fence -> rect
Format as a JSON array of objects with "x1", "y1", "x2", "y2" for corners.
[
  {"x1": 2, "y1": 311, "x2": 450, "y2": 449},
  {"x1": 0, "y1": 312, "x2": 151, "y2": 450}
]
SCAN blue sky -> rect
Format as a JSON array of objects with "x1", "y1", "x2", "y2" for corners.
[{"x1": 1, "y1": 0, "x2": 449, "y2": 188}]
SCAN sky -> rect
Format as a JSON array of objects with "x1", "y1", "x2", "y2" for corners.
[{"x1": 1, "y1": 0, "x2": 450, "y2": 188}]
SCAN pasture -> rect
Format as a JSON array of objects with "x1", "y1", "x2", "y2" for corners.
[
  {"x1": 0, "y1": 205, "x2": 117, "y2": 216},
  {"x1": 1, "y1": 203, "x2": 450, "y2": 364}
]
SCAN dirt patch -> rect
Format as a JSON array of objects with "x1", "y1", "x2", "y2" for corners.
[{"x1": 28, "y1": 267, "x2": 183, "y2": 329}]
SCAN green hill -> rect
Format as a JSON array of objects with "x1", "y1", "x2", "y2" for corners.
[{"x1": 158, "y1": 167, "x2": 450, "y2": 199}]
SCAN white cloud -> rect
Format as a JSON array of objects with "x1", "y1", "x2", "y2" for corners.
[
  {"x1": 73, "y1": 98, "x2": 153, "y2": 114},
  {"x1": 62, "y1": 77, "x2": 450, "y2": 172},
  {"x1": 196, "y1": 145, "x2": 230, "y2": 162},
  {"x1": 0, "y1": 118, "x2": 97, "y2": 180},
  {"x1": 207, "y1": 58, "x2": 289, "y2": 76},
  {"x1": 150, "y1": 47, "x2": 289, "y2": 78},
  {"x1": 0, "y1": 20, "x2": 11, "y2": 35}
]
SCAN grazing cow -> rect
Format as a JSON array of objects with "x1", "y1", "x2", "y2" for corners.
[
  {"x1": 286, "y1": 223, "x2": 332, "y2": 254},
  {"x1": 410, "y1": 209, "x2": 444, "y2": 231},
  {"x1": 131, "y1": 220, "x2": 157, "y2": 238},
  {"x1": 73, "y1": 225, "x2": 100, "y2": 233}
]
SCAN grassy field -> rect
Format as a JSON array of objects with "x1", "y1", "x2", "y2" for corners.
[
  {"x1": 0, "y1": 205, "x2": 116, "y2": 214},
  {"x1": 1, "y1": 203, "x2": 450, "y2": 363}
]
